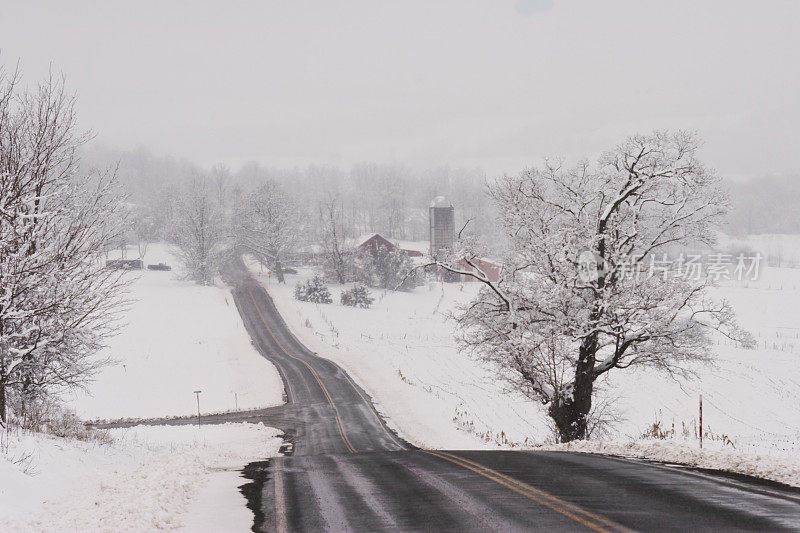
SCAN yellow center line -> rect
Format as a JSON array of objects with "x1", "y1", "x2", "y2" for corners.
[
  {"x1": 440, "y1": 451, "x2": 634, "y2": 531},
  {"x1": 425, "y1": 451, "x2": 635, "y2": 533},
  {"x1": 248, "y1": 289, "x2": 357, "y2": 454}
]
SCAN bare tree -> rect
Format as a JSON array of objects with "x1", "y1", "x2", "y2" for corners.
[
  {"x1": 238, "y1": 180, "x2": 301, "y2": 283},
  {"x1": 172, "y1": 177, "x2": 223, "y2": 285},
  {"x1": 0, "y1": 66, "x2": 128, "y2": 423},
  {"x1": 318, "y1": 194, "x2": 349, "y2": 284},
  {"x1": 433, "y1": 131, "x2": 752, "y2": 442},
  {"x1": 132, "y1": 204, "x2": 158, "y2": 260}
]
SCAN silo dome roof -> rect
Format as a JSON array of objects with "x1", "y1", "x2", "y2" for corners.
[{"x1": 430, "y1": 196, "x2": 452, "y2": 208}]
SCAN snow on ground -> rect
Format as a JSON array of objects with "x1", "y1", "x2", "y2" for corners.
[
  {"x1": 247, "y1": 233, "x2": 800, "y2": 481},
  {"x1": 605, "y1": 234, "x2": 800, "y2": 459},
  {"x1": 0, "y1": 423, "x2": 282, "y2": 531},
  {"x1": 607, "y1": 263, "x2": 800, "y2": 459},
  {"x1": 542, "y1": 439, "x2": 800, "y2": 488},
  {"x1": 66, "y1": 244, "x2": 284, "y2": 420}
]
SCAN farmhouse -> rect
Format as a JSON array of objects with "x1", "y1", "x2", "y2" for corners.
[{"x1": 351, "y1": 200, "x2": 502, "y2": 284}]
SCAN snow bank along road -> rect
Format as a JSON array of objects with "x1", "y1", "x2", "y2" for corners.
[{"x1": 111, "y1": 257, "x2": 800, "y2": 532}]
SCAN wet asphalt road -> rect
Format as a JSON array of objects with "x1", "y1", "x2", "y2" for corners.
[{"x1": 104, "y1": 257, "x2": 800, "y2": 532}]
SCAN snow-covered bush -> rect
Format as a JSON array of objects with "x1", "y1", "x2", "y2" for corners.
[
  {"x1": 6, "y1": 398, "x2": 112, "y2": 445},
  {"x1": 46, "y1": 410, "x2": 113, "y2": 445},
  {"x1": 340, "y1": 284, "x2": 374, "y2": 308},
  {"x1": 294, "y1": 275, "x2": 333, "y2": 304}
]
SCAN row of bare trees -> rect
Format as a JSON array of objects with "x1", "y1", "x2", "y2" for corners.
[
  {"x1": 81, "y1": 147, "x2": 498, "y2": 256},
  {"x1": 162, "y1": 167, "x2": 428, "y2": 286},
  {"x1": 0, "y1": 67, "x2": 128, "y2": 424}
]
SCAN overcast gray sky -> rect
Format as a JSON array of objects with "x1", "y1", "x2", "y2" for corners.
[{"x1": 1, "y1": 0, "x2": 798, "y2": 179}]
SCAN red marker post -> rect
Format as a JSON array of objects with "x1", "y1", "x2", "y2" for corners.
[{"x1": 699, "y1": 394, "x2": 703, "y2": 449}]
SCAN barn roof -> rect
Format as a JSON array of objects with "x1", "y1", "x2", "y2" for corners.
[{"x1": 357, "y1": 233, "x2": 396, "y2": 251}]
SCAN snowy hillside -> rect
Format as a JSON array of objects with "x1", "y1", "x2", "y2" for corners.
[
  {"x1": 66, "y1": 244, "x2": 285, "y2": 420},
  {"x1": 608, "y1": 237, "x2": 800, "y2": 458}
]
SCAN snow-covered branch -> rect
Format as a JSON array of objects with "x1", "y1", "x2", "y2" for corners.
[{"x1": 0, "y1": 67, "x2": 129, "y2": 423}]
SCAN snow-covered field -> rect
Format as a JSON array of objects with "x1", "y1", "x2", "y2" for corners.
[
  {"x1": 2, "y1": 244, "x2": 286, "y2": 531},
  {"x1": 248, "y1": 234, "x2": 800, "y2": 483},
  {"x1": 66, "y1": 244, "x2": 284, "y2": 420},
  {"x1": 1, "y1": 423, "x2": 282, "y2": 531},
  {"x1": 608, "y1": 263, "x2": 800, "y2": 459}
]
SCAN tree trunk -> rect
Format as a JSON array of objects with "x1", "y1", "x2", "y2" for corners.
[
  {"x1": 0, "y1": 380, "x2": 6, "y2": 424},
  {"x1": 334, "y1": 252, "x2": 346, "y2": 284},
  {"x1": 549, "y1": 334, "x2": 597, "y2": 442},
  {"x1": 274, "y1": 258, "x2": 286, "y2": 284}
]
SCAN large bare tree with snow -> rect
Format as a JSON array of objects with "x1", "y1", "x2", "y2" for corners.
[
  {"x1": 172, "y1": 177, "x2": 224, "y2": 285},
  {"x1": 0, "y1": 66, "x2": 128, "y2": 423},
  {"x1": 440, "y1": 131, "x2": 752, "y2": 442},
  {"x1": 238, "y1": 180, "x2": 301, "y2": 283}
]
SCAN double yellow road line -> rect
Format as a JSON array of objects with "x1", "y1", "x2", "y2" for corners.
[
  {"x1": 425, "y1": 451, "x2": 634, "y2": 533},
  {"x1": 248, "y1": 289, "x2": 357, "y2": 454}
]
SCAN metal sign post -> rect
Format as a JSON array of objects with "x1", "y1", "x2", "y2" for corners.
[{"x1": 194, "y1": 390, "x2": 202, "y2": 427}]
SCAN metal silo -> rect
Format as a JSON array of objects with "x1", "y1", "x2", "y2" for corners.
[{"x1": 429, "y1": 196, "x2": 455, "y2": 258}]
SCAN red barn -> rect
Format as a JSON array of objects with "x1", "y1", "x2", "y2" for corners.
[
  {"x1": 357, "y1": 234, "x2": 423, "y2": 259},
  {"x1": 357, "y1": 234, "x2": 397, "y2": 259},
  {"x1": 457, "y1": 257, "x2": 503, "y2": 283}
]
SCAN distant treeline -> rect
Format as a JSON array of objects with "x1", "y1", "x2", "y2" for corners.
[
  {"x1": 727, "y1": 175, "x2": 800, "y2": 235},
  {"x1": 81, "y1": 145, "x2": 501, "y2": 250},
  {"x1": 81, "y1": 145, "x2": 800, "y2": 247}
]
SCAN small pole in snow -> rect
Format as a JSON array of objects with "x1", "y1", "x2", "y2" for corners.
[
  {"x1": 194, "y1": 390, "x2": 202, "y2": 427},
  {"x1": 235, "y1": 392, "x2": 238, "y2": 410},
  {"x1": 699, "y1": 394, "x2": 703, "y2": 449}
]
